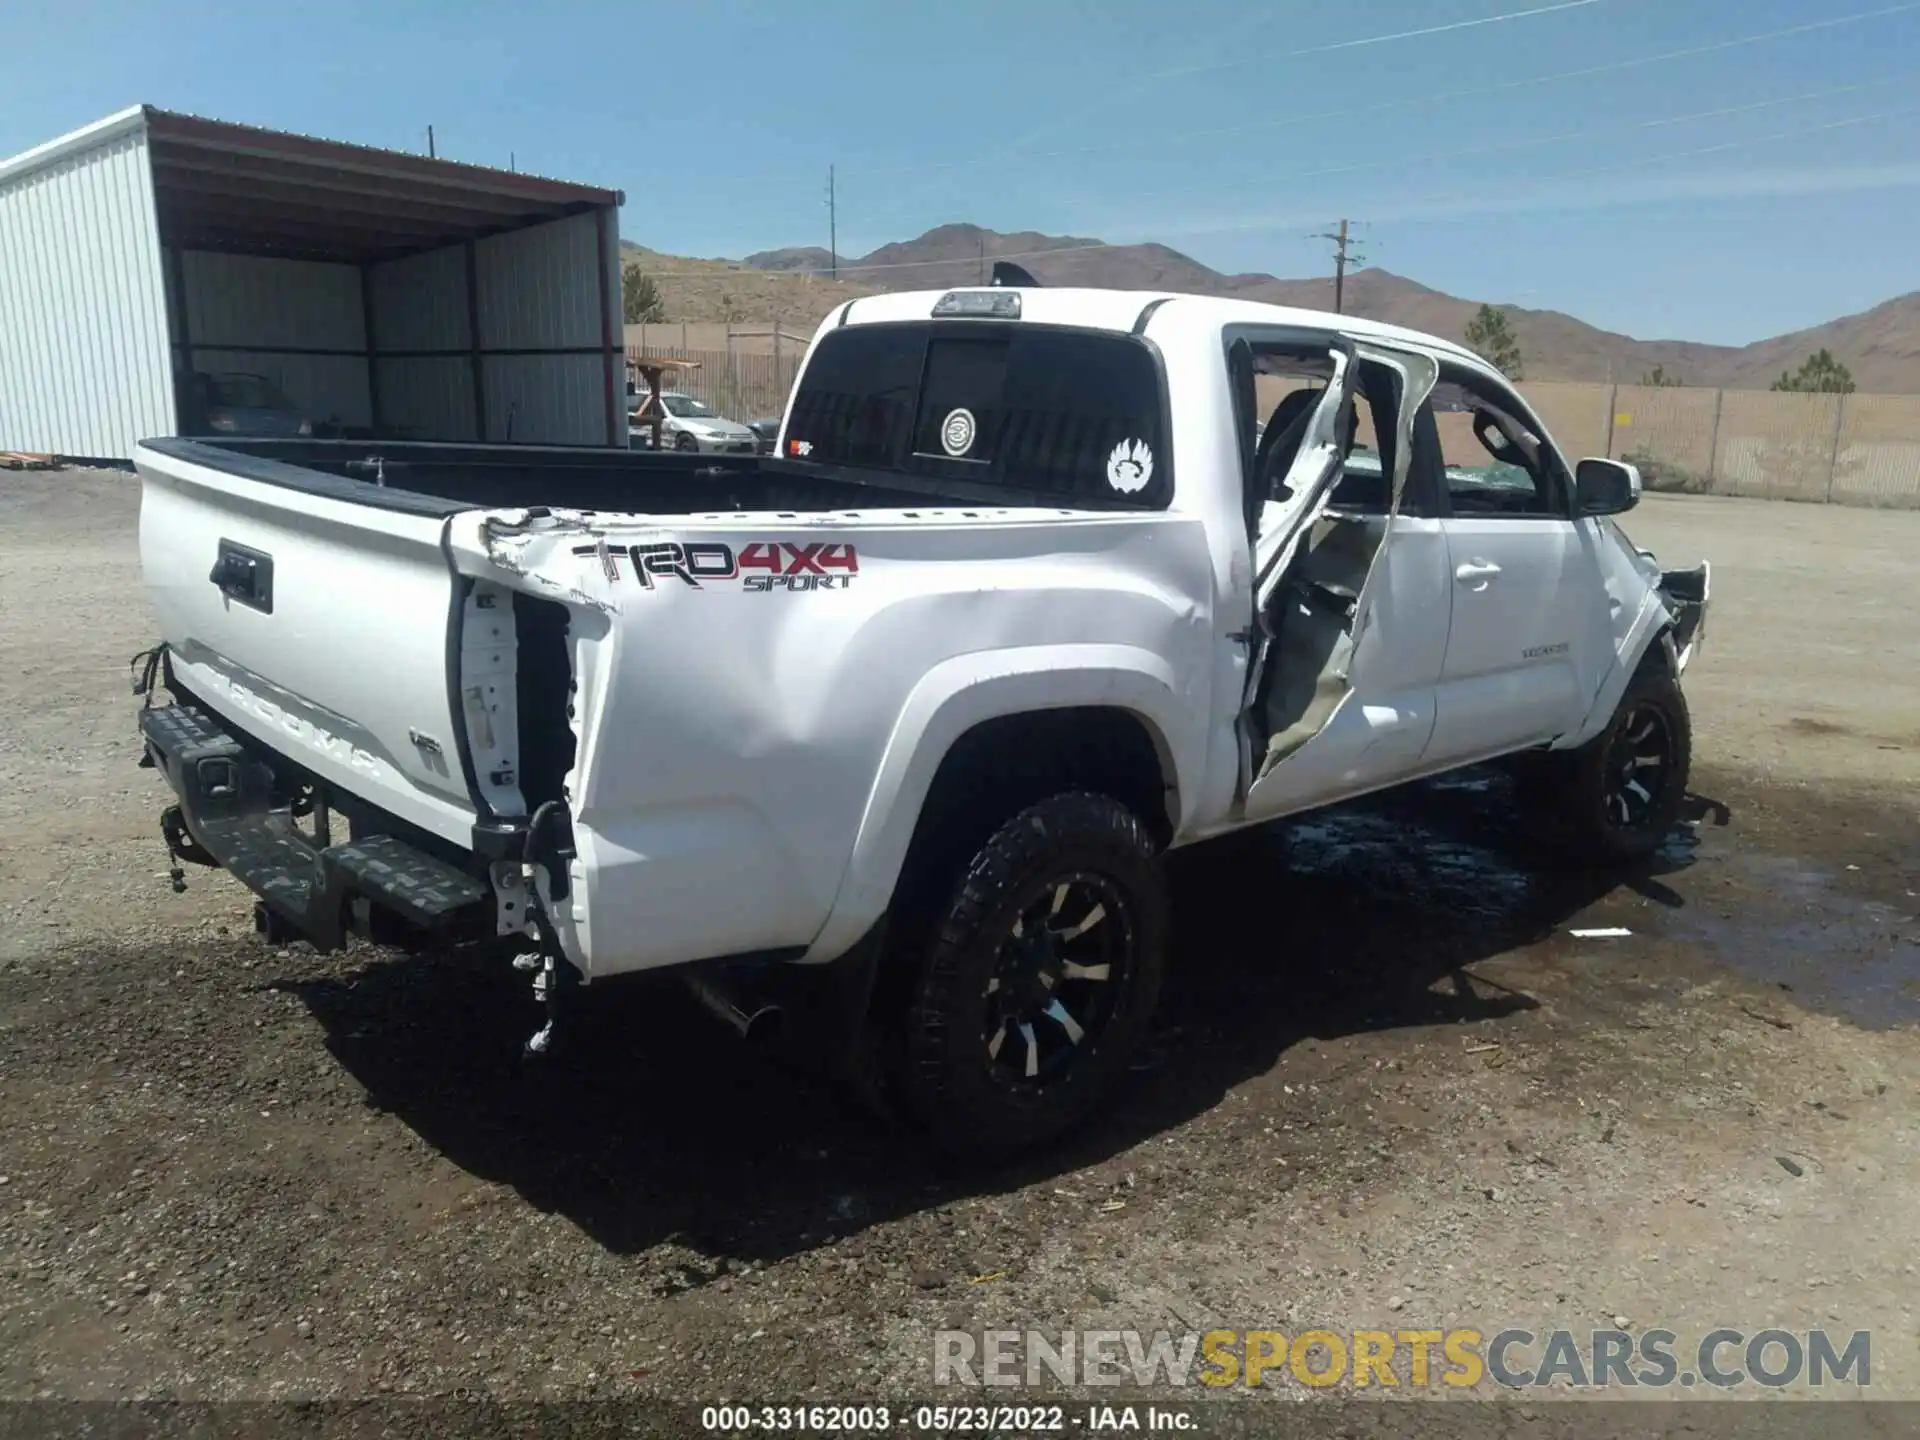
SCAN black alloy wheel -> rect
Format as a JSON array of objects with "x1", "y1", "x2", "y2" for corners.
[{"x1": 982, "y1": 873, "x2": 1133, "y2": 1090}]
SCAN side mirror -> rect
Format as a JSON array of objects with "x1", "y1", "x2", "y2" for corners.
[{"x1": 1575, "y1": 457, "x2": 1641, "y2": 516}]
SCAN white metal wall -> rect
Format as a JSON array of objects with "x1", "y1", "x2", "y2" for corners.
[
  {"x1": 367, "y1": 243, "x2": 475, "y2": 439},
  {"x1": 363, "y1": 209, "x2": 618, "y2": 446},
  {"x1": 0, "y1": 121, "x2": 174, "y2": 457},
  {"x1": 476, "y1": 210, "x2": 602, "y2": 352},
  {"x1": 168, "y1": 250, "x2": 372, "y2": 428},
  {"x1": 474, "y1": 210, "x2": 614, "y2": 445},
  {"x1": 483, "y1": 355, "x2": 607, "y2": 443}
]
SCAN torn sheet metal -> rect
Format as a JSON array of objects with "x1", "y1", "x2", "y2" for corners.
[{"x1": 472, "y1": 509, "x2": 647, "y2": 614}]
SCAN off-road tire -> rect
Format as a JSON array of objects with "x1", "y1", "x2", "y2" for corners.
[
  {"x1": 901, "y1": 792, "x2": 1167, "y2": 1162},
  {"x1": 1548, "y1": 655, "x2": 1692, "y2": 864}
]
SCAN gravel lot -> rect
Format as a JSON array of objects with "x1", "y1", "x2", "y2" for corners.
[{"x1": 2, "y1": 471, "x2": 1916, "y2": 1415}]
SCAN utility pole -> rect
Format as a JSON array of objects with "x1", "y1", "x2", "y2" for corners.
[
  {"x1": 826, "y1": 165, "x2": 838, "y2": 281},
  {"x1": 978, "y1": 234, "x2": 985, "y2": 284},
  {"x1": 427, "y1": 125, "x2": 436, "y2": 159},
  {"x1": 1313, "y1": 218, "x2": 1365, "y2": 313}
]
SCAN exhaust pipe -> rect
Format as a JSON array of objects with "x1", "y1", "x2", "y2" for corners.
[{"x1": 685, "y1": 969, "x2": 784, "y2": 1044}]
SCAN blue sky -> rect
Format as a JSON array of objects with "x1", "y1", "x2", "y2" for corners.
[{"x1": 4, "y1": 0, "x2": 1917, "y2": 345}]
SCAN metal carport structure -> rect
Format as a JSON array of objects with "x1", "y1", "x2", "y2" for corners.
[{"x1": 0, "y1": 105, "x2": 627, "y2": 460}]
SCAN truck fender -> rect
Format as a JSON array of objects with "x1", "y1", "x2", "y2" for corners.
[
  {"x1": 800, "y1": 644, "x2": 1199, "y2": 962},
  {"x1": 1557, "y1": 590, "x2": 1671, "y2": 750}
]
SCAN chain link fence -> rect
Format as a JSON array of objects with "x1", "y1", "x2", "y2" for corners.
[
  {"x1": 624, "y1": 332, "x2": 1920, "y2": 508},
  {"x1": 625, "y1": 341, "x2": 806, "y2": 426},
  {"x1": 1521, "y1": 381, "x2": 1920, "y2": 508}
]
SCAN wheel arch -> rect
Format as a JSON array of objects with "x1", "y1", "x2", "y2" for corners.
[
  {"x1": 800, "y1": 646, "x2": 1195, "y2": 962},
  {"x1": 1558, "y1": 594, "x2": 1678, "y2": 750}
]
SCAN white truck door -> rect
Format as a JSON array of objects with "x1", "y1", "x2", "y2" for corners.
[
  {"x1": 1238, "y1": 342, "x2": 1441, "y2": 821},
  {"x1": 1422, "y1": 380, "x2": 1611, "y2": 765}
]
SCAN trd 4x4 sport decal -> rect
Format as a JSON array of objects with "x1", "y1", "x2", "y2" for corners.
[{"x1": 571, "y1": 539, "x2": 859, "y2": 592}]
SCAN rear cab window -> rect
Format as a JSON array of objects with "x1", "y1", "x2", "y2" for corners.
[{"x1": 783, "y1": 320, "x2": 1173, "y2": 509}]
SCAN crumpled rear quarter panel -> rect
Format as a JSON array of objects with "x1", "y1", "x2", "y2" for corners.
[{"x1": 468, "y1": 510, "x2": 1216, "y2": 977}]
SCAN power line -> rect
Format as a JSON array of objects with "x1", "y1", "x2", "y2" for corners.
[
  {"x1": 835, "y1": 1, "x2": 1920, "y2": 183},
  {"x1": 1313, "y1": 220, "x2": 1366, "y2": 314},
  {"x1": 652, "y1": 0, "x2": 1920, "y2": 234},
  {"x1": 1179, "y1": 104, "x2": 1919, "y2": 241},
  {"x1": 999, "y1": 0, "x2": 1606, "y2": 154},
  {"x1": 630, "y1": 104, "x2": 1914, "y2": 280},
  {"x1": 1146, "y1": 0, "x2": 1601, "y2": 82},
  {"x1": 791, "y1": 74, "x2": 1911, "y2": 258},
  {"x1": 826, "y1": 164, "x2": 837, "y2": 280},
  {"x1": 1018, "y1": 74, "x2": 1912, "y2": 217}
]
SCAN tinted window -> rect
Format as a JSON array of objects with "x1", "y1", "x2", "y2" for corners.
[
  {"x1": 785, "y1": 321, "x2": 1170, "y2": 507},
  {"x1": 912, "y1": 337, "x2": 1006, "y2": 463},
  {"x1": 785, "y1": 324, "x2": 922, "y2": 471}
]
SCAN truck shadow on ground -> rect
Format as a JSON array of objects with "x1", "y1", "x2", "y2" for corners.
[{"x1": 284, "y1": 769, "x2": 1725, "y2": 1270}]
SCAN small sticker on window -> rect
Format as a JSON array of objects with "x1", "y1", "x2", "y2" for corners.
[
  {"x1": 1106, "y1": 438, "x2": 1154, "y2": 493},
  {"x1": 940, "y1": 408, "x2": 977, "y2": 457},
  {"x1": 788, "y1": 438, "x2": 813, "y2": 457}
]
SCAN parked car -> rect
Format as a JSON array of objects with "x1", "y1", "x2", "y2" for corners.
[
  {"x1": 130, "y1": 284, "x2": 1708, "y2": 1160},
  {"x1": 649, "y1": 391, "x2": 759, "y2": 454},
  {"x1": 179, "y1": 371, "x2": 312, "y2": 438},
  {"x1": 746, "y1": 416, "x2": 781, "y2": 454}
]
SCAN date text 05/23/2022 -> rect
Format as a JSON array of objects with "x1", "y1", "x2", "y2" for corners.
[{"x1": 698, "y1": 1403, "x2": 1195, "y2": 1432}]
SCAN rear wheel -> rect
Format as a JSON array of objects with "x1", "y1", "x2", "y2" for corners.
[
  {"x1": 900, "y1": 792, "x2": 1167, "y2": 1161},
  {"x1": 1547, "y1": 655, "x2": 1692, "y2": 864}
]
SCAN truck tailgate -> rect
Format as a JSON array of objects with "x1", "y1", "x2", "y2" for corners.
[{"x1": 137, "y1": 445, "x2": 482, "y2": 846}]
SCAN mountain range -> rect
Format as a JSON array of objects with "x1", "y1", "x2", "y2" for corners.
[{"x1": 622, "y1": 224, "x2": 1920, "y2": 392}]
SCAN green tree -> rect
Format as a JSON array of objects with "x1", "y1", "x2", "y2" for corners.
[
  {"x1": 1639, "y1": 365, "x2": 1682, "y2": 387},
  {"x1": 1770, "y1": 348, "x2": 1855, "y2": 394},
  {"x1": 622, "y1": 265, "x2": 666, "y2": 324},
  {"x1": 1464, "y1": 304, "x2": 1523, "y2": 379}
]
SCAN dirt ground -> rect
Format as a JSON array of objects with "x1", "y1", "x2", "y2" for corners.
[{"x1": 1, "y1": 473, "x2": 1916, "y2": 1421}]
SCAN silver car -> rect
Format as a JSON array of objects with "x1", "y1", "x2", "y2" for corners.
[{"x1": 653, "y1": 392, "x2": 759, "y2": 455}]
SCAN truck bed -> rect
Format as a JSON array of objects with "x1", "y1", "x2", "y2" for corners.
[
  {"x1": 133, "y1": 431, "x2": 1214, "y2": 980},
  {"x1": 139, "y1": 436, "x2": 994, "y2": 516}
]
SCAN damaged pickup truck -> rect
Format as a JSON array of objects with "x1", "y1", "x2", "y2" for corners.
[{"x1": 132, "y1": 285, "x2": 1708, "y2": 1158}]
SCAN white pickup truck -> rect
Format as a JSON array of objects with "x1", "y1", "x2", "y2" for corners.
[{"x1": 132, "y1": 284, "x2": 1708, "y2": 1158}]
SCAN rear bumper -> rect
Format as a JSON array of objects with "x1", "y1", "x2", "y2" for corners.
[{"x1": 139, "y1": 699, "x2": 495, "y2": 951}]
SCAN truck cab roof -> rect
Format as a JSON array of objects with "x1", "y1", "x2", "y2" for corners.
[{"x1": 831, "y1": 286, "x2": 1495, "y2": 378}]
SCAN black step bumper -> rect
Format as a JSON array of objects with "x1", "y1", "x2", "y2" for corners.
[{"x1": 139, "y1": 701, "x2": 491, "y2": 951}]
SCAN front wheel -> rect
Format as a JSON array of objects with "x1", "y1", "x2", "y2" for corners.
[
  {"x1": 674, "y1": 431, "x2": 699, "y2": 453},
  {"x1": 1548, "y1": 656, "x2": 1692, "y2": 864},
  {"x1": 901, "y1": 792, "x2": 1167, "y2": 1161}
]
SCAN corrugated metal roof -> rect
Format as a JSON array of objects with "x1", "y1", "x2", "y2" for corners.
[
  {"x1": 1, "y1": 105, "x2": 624, "y2": 265},
  {"x1": 143, "y1": 108, "x2": 619, "y2": 207},
  {"x1": 145, "y1": 108, "x2": 622, "y2": 264},
  {"x1": 0, "y1": 105, "x2": 148, "y2": 186}
]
